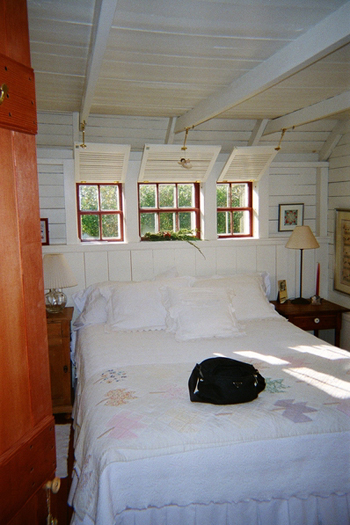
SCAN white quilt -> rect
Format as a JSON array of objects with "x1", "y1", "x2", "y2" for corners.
[{"x1": 70, "y1": 318, "x2": 350, "y2": 525}]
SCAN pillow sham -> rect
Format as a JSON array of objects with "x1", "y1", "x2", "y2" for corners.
[
  {"x1": 104, "y1": 276, "x2": 194, "y2": 332},
  {"x1": 193, "y1": 273, "x2": 278, "y2": 321},
  {"x1": 162, "y1": 287, "x2": 242, "y2": 341}
]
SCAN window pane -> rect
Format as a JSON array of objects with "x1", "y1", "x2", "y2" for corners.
[
  {"x1": 159, "y1": 184, "x2": 175, "y2": 208},
  {"x1": 139, "y1": 184, "x2": 156, "y2": 208},
  {"x1": 102, "y1": 214, "x2": 120, "y2": 239},
  {"x1": 231, "y1": 184, "x2": 248, "y2": 207},
  {"x1": 159, "y1": 212, "x2": 174, "y2": 231},
  {"x1": 233, "y1": 210, "x2": 250, "y2": 234},
  {"x1": 140, "y1": 213, "x2": 156, "y2": 236},
  {"x1": 217, "y1": 184, "x2": 229, "y2": 208},
  {"x1": 81, "y1": 215, "x2": 100, "y2": 239},
  {"x1": 178, "y1": 184, "x2": 193, "y2": 208},
  {"x1": 100, "y1": 185, "x2": 119, "y2": 211},
  {"x1": 80, "y1": 185, "x2": 99, "y2": 211},
  {"x1": 179, "y1": 211, "x2": 193, "y2": 231},
  {"x1": 217, "y1": 211, "x2": 231, "y2": 235}
]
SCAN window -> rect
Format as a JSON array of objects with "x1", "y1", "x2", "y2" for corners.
[
  {"x1": 139, "y1": 183, "x2": 200, "y2": 238},
  {"x1": 217, "y1": 182, "x2": 253, "y2": 238},
  {"x1": 77, "y1": 183, "x2": 123, "y2": 241}
]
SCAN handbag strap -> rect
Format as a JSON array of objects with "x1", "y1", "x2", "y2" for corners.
[{"x1": 188, "y1": 363, "x2": 200, "y2": 401}]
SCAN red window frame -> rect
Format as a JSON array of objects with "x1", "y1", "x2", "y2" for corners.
[
  {"x1": 138, "y1": 182, "x2": 200, "y2": 239},
  {"x1": 217, "y1": 181, "x2": 253, "y2": 238},
  {"x1": 76, "y1": 183, "x2": 124, "y2": 242}
]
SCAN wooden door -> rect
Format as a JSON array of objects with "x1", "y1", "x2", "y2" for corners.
[{"x1": 0, "y1": 1, "x2": 56, "y2": 523}]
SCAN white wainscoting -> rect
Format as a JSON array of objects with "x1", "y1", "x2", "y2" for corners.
[{"x1": 42, "y1": 237, "x2": 329, "y2": 310}]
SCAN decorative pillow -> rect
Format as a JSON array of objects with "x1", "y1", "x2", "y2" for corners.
[
  {"x1": 193, "y1": 273, "x2": 278, "y2": 321},
  {"x1": 162, "y1": 287, "x2": 242, "y2": 341},
  {"x1": 105, "y1": 277, "x2": 194, "y2": 332}
]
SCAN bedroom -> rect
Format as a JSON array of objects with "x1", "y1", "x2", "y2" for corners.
[{"x1": 1, "y1": 0, "x2": 350, "y2": 523}]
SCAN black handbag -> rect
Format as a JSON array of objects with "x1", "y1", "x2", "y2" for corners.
[{"x1": 188, "y1": 357, "x2": 265, "y2": 405}]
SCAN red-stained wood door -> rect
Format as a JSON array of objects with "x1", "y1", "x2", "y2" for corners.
[{"x1": 0, "y1": 1, "x2": 56, "y2": 523}]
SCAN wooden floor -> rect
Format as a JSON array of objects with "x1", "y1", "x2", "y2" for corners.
[{"x1": 52, "y1": 415, "x2": 74, "y2": 525}]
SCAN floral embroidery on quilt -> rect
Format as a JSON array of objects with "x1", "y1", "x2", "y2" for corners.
[
  {"x1": 265, "y1": 378, "x2": 290, "y2": 394},
  {"x1": 98, "y1": 388, "x2": 137, "y2": 407},
  {"x1": 94, "y1": 369, "x2": 127, "y2": 384},
  {"x1": 273, "y1": 399, "x2": 317, "y2": 423},
  {"x1": 99, "y1": 411, "x2": 146, "y2": 440}
]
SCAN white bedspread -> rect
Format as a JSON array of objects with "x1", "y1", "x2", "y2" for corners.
[{"x1": 70, "y1": 318, "x2": 350, "y2": 525}]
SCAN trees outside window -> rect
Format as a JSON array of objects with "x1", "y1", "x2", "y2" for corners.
[
  {"x1": 217, "y1": 182, "x2": 253, "y2": 238},
  {"x1": 77, "y1": 183, "x2": 123, "y2": 241},
  {"x1": 139, "y1": 183, "x2": 200, "y2": 239}
]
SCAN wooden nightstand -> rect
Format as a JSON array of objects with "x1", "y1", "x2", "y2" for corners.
[
  {"x1": 271, "y1": 299, "x2": 350, "y2": 347},
  {"x1": 46, "y1": 307, "x2": 74, "y2": 414}
]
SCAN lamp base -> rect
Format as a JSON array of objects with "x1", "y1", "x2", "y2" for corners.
[
  {"x1": 45, "y1": 289, "x2": 67, "y2": 313},
  {"x1": 291, "y1": 297, "x2": 310, "y2": 305}
]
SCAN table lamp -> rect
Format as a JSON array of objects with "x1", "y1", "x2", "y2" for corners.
[
  {"x1": 43, "y1": 253, "x2": 77, "y2": 313},
  {"x1": 285, "y1": 225, "x2": 319, "y2": 304}
]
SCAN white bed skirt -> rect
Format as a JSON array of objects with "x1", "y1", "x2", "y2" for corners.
[{"x1": 71, "y1": 492, "x2": 350, "y2": 525}]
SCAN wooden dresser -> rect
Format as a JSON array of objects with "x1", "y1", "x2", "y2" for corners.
[{"x1": 46, "y1": 307, "x2": 74, "y2": 414}]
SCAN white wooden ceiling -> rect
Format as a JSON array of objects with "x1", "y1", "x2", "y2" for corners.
[{"x1": 28, "y1": 0, "x2": 350, "y2": 154}]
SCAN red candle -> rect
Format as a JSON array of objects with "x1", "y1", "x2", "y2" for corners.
[{"x1": 316, "y1": 263, "x2": 320, "y2": 296}]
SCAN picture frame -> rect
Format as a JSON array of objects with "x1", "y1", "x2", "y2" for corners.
[
  {"x1": 334, "y1": 209, "x2": 350, "y2": 295},
  {"x1": 278, "y1": 203, "x2": 304, "y2": 232},
  {"x1": 278, "y1": 279, "x2": 288, "y2": 304},
  {"x1": 40, "y1": 218, "x2": 49, "y2": 245}
]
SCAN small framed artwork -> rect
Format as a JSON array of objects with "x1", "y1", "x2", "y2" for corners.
[
  {"x1": 40, "y1": 218, "x2": 49, "y2": 245},
  {"x1": 334, "y1": 209, "x2": 350, "y2": 295},
  {"x1": 278, "y1": 279, "x2": 288, "y2": 304},
  {"x1": 278, "y1": 203, "x2": 304, "y2": 232}
]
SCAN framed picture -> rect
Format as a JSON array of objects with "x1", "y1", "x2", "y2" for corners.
[
  {"x1": 278, "y1": 279, "x2": 288, "y2": 304},
  {"x1": 334, "y1": 209, "x2": 350, "y2": 295},
  {"x1": 278, "y1": 203, "x2": 304, "y2": 232},
  {"x1": 40, "y1": 218, "x2": 49, "y2": 245}
]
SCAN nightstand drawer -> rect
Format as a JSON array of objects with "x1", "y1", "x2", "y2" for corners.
[
  {"x1": 289, "y1": 314, "x2": 337, "y2": 331},
  {"x1": 47, "y1": 322, "x2": 62, "y2": 341}
]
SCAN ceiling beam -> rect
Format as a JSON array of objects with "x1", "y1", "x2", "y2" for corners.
[
  {"x1": 80, "y1": 0, "x2": 119, "y2": 126},
  {"x1": 174, "y1": 2, "x2": 350, "y2": 134},
  {"x1": 264, "y1": 91, "x2": 350, "y2": 136},
  {"x1": 319, "y1": 120, "x2": 348, "y2": 161},
  {"x1": 248, "y1": 119, "x2": 269, "y2": 146}
]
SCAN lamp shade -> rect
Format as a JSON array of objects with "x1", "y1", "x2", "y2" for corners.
[
  {"x1": 43, "y1": 254, "x2": 77, "y2": 290},
  {"x1": 285, "y1": 226, "x2": 320, "y2": 250}
]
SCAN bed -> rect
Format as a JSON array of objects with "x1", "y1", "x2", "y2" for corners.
[{"x1": 68, "y1": 272, "x2": 350, "y2": 525}]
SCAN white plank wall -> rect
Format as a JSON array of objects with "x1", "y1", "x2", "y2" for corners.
[
  {"x1": 36, "y1": 111, "x2": 338, "y2": 160},
  {"x1": 327, "y1": 121, "x2": 350, "y2": 309},
  {"x1": 38, "y1": 161, "x2": 67, "y2": 244}
]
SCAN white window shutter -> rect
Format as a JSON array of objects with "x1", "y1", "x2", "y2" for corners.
[
  {"x1": 74, "y1": 143, "x2": 131, "y2": 183},
  {"x1": 139, "y1": 144, "x2": 221, "y2": 183},
  {"x1": 217, "y1": 146, "x2": 278, "y2": 182}
]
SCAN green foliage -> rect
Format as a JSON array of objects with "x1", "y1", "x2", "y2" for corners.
[
  {"x1": 143, "y1": 229, "x2": 198, "y2": 241},
  {"x1": 216, "y1": 183, "x2": 247, "y2": 235},
  {"x1": 143, "y1": 229, "x2": 205, "y2": 258}
]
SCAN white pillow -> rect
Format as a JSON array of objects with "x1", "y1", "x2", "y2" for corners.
[
  {"x1": 73, "y1": 287, "x2": 108, "y2": 329},
  {"x1": 193, "y1": 273, "x2": 278, "y2": 321},
  {"x1": 162, "y1": 287, "x2": 242, "y2": 341},
  {"x1": 105, "y1": 277, "x2": 194, "y2": 332}
]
